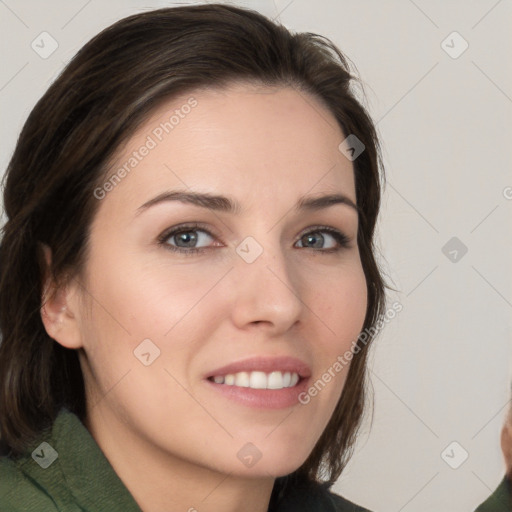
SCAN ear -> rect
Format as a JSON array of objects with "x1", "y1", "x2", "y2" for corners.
[{"x1": 40, "y1": 244, "x2": 83, "y2": 349}]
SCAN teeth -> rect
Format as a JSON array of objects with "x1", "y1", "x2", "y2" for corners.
[
  {"x1": 235, "y1": 371, "x2": 250, "y2": 387},
  {"x1": 267, "y1": 371, "x2": 284, "y2": 389},
  {"x1": 249, "y1": 371, "x2": 267, "y2": 389},
  {"x1": 210, "y1": 371, "x2": 300, "y2": 390}
]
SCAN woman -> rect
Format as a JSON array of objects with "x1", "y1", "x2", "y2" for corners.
[
  {"x1": 474, "y1": 387, "x2": 512, "y2": 511},
  {"x1": 0, "y1": 4, "x2": 387, "y2": 511}
]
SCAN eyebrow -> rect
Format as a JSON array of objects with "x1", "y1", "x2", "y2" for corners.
[{"x1": 135, "y1": 190, "x2": 359, "y2": 217}]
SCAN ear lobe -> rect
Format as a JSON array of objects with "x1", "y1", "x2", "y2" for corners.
[{"x1": 40, "y1": 244, "x2": 83, "y2": 349}]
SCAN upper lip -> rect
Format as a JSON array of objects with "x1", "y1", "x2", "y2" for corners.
[{"x1": 205, "y1": 356, "x2": 312, "y2": 379}]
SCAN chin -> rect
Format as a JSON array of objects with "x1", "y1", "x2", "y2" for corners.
[
  {"x1": 229, "y1": 462, "x2": 306, "y2": 479},
  {"x1": 225, "y1": 445, "x2": 312, "y2": 479}
]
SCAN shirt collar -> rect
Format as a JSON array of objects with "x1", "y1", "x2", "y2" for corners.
[{"x1": 19, "y1": 407, "x2": 142, "y2": 511}]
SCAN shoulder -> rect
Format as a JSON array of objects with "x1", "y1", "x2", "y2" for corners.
[
  {"x1": 327, "y1": 490, "x2": 373, "y2": 512},
  {"x1": 1, "y1": 408, "x2": 142, "y2": 512},
  {"x1": 270, "y1": 475, "x2": 374, "y2": 512},
  {"x1": 474, "y1": 476, "x2": 512, "y2": 512},
  {"x1": 0, "y1": 453, "x2": 60, "y2": 511},
  {"x1": 0, "y1": 408, "x2": 80, "y2": 511}
]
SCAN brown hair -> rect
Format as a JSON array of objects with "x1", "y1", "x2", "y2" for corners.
[{"x1": 0, "y1": 3, "x2": 387, "y2": 486}]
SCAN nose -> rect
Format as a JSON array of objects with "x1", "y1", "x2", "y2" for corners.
[{"x1": 229, "y1": 236, "x2": 304, "y2": 334}]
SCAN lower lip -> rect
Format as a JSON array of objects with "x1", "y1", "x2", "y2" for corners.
[{"x1": 204, "y1": 377, "x2": 310, "y2": 409}]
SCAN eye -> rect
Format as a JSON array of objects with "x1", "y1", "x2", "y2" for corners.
[
  {"x1": 157, "y1": 223, "x2": 352, "y2": 256},
  {"x1": 295, "y1": 227, "x2": 351, "y2": 252},
  {"x1": 158, "y1": 223, "x2": 217, "y2": 255}
]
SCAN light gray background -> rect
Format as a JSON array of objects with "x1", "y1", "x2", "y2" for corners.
[{"x1": 1, "y1": 1, "x2": 511, "y2": 511}]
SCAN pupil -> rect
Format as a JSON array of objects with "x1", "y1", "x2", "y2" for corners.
[
  {"x1": 305, "y1": 233, "x2": 323, "y2": 248},
  {"x1": 177, "y1": 231, "x2": 197, "y2": 247}
]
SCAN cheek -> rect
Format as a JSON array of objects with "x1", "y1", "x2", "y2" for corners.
[
  {"x1": 78, "y1": 250, "x2": 228, "y2": 388},
  {"x1": 84, "y1": 246, "x2": 220, "y2": 338},
  {"x1": 310, "y1": 263, "x2": 368, "y2": 348}
]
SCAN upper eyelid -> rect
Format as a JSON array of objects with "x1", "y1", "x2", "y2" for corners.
[{"x1": 158, "y1": 223, "x2": 217, "y2": 242}]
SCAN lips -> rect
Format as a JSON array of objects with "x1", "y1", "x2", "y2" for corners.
[
  {"x1": 204, "y1": 356, "x2": 312, "y2": 408},
  {"x1": 206, "y1": 356, "x2": 311, "y2": 392}
]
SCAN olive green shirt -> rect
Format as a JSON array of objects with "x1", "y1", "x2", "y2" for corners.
[
  {"x1": 474, "y1": 476, "x2": 512, "y2": 512},
  {"x1": 0, "y1": 408, "x2": 371, "y2": 511}
]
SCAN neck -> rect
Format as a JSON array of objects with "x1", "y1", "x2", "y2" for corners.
[{"x1": 84, "y1": 404, "x2": 275, "y2": 512}]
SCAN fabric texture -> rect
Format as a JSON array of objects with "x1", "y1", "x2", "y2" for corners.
[
  {"x1": 474, "y1": 476, "x2": 512, "y2": 512},
  {"x1": 0, "y1": 408, "x2": 372, "y2": 511}
]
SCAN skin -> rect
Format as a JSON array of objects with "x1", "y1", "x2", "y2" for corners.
[
  {"x1": 41, "y1": 82, "x2": 368, "y2": 512},
  {"x1": 501, "y1": 411, "x2": 512, "y2": 478}
]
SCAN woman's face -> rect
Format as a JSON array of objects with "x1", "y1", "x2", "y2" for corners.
[{"x1": 57, "y1": 83, "x2": 368, "y2": 477}]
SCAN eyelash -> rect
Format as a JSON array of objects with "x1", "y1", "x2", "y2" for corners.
[{"x1": 157, "y1": 222, "x2": 352, "y2": 256}]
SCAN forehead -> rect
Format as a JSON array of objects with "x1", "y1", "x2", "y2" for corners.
[{"x1": 99, "y1": 82, "x2": 356, "y2": 215}]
